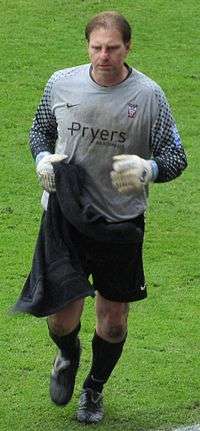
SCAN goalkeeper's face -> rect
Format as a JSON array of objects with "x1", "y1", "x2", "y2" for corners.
[{"x1": 88, "y1": 27, "x2": 130, "y2": 86}]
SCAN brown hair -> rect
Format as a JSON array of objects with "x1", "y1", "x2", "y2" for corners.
[{"x1": 85, "y1": 11, "x2": 132, "y2": 44}]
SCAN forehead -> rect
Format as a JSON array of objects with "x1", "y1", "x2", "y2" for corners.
[{"x1": 88, "y1": 27, "x2": 125, "y2": 46}]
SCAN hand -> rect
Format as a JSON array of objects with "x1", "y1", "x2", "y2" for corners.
[
  {"x1": 111, "y1": 154, "x2": 155, "y2": 193},
  {"x1": 36, "y1": 153, "x2": 68, "y2": 193}
]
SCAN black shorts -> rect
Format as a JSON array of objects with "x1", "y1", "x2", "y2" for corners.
[{"x1": 70, "y1": 214, "x2": 147, "y2": 303}]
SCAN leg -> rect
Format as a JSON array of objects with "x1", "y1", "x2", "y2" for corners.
[
  {"x1": 96, "y1": 291, "x2": 129, "y2": 342},
  {"x1": 48, "y1": 297, "x2": 84, "y2": 336},
  {"x1": 48, "y1": 298, "x2": 84, "y2": 406},
  {"x1": 77, "y1": 292, "x2": 129, "y2": 424},
  {"x1": 84, "y1": 292, "x2": 129, "y2": 390}
]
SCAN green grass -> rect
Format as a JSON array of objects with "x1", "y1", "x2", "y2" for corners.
[{"x1": 0, "y1": 0, "x2": 199, "y2": 430}]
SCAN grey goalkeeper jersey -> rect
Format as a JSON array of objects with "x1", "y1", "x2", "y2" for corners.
[{"x1": 30, "y1": 64, "x2": 187, "y2": 221}]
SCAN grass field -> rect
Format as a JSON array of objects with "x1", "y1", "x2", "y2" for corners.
[{"x1": 0, "y1": 0, "x2": 199, "y2": 430}]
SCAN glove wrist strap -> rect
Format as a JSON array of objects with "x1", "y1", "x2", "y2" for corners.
[
  {"x1": 150, "y1": 160, "x2": 159, "y2": 181},
  {"x1": 36, "y1": 151, "x2": 52, "y2": 166}
]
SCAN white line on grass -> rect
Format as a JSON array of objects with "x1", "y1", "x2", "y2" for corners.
[{"x1": 174, "y1": 425, "x2": 200, "y2": 431}]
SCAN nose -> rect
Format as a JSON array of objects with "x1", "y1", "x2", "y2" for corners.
[{"x1": 100, "y1": 48, "x2": 109, "y2": 60}]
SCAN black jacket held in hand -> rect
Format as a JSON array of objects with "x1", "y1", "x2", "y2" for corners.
[{"x1": 13, "y1": 160, "x2": 143, "y2": 317}]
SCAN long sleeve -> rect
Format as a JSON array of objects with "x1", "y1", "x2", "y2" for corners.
[
  {"x1": 29, "y1": 74, "x2": 58, "y2": 159},
  {"x1": 151, "y1": 88, "x2": 187, "y2": 182}
]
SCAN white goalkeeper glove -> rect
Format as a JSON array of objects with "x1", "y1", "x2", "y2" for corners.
[
  {"x1": 111, "y1": 154, "x2": 158, "y2": 193},
  {"x1": 36, "y1": 152, "x2": 68, "y2": 193}
]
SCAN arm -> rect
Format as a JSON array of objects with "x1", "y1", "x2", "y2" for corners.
[
  {"x1": 29, "y1": 74, "x2": 58, "y2": 160},
  {"x1": 30, "y1": 73, "x2": 67, "y2": 192},
  {"x1": 111, "y1": 87, "x2": 187, "y2": 193},
  {"x1": 151, "y1": 88, "x2": 187, "y2": 182}
]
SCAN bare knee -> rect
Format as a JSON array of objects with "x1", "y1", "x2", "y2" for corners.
[
  {"x1": 100, "y1": 314, "x2": 128, "y2": 342},
  {"x1": 96, "y1": 294, "x2": 129, "y2": 342},
  {"x1": 48, "y1": 298, "x2": 84, "y2": 336},
  {"x1": 105, "y1": 323, "x2": 126, "y2": 341}
]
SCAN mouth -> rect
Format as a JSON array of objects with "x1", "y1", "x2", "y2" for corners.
[{"x1": 98, "y1": 64, "x2": 112, "y2": 68}]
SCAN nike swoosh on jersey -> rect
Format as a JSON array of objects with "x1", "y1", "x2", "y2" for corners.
[{"x1": 66, "y1": 103, "x2": 80, "y2": 108}]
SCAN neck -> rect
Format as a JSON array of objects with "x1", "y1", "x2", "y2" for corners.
[{"x1": 91, "y1": 64, "x2": 129, "y2": 87}]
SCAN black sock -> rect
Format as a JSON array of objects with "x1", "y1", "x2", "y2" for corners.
[
  {"x1": 83, "y1": 331, "x2": 127, "y2": 393},
  {"x1": 48, "y1": 322, "x2": 81, "y2": 360}
]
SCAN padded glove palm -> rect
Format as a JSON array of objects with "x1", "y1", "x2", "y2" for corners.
[
  {"x1": 111, "y1": 154, "x2": 156, "y2": 193},
  {"x1": 36, "y1": 153, "x2": 67, "y2": 193}
]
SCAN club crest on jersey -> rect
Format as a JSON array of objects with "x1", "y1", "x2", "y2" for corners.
[{"x1": 128, "y1": 103, "x2": 138, "y2": 118}]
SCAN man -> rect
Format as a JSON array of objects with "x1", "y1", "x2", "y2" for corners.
[{"x1": 29, "y1": 11, "x2": 187, "y2": 424}]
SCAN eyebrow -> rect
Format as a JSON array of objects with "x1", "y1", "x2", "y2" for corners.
[{"x1": 90, "y1": 43, "x2": 121, "y2": 48}]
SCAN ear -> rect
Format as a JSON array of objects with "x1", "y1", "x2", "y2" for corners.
[
  {"x1": 126, "y1": 41, "x2": 132, "y2": 53},
  {"x1": 86, "y1": 40, "x2": 91, "y2": 57}
]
